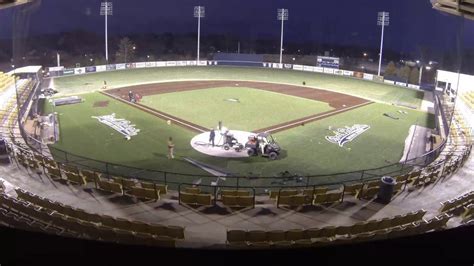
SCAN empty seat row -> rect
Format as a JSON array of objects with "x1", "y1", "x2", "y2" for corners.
[
  {"x1": 227, "y1": 209, "x2": 427, "y2": 243},
  {"x1": 439, "y1": 191, "x2": 474, "y2": 213},
  {"x1": 227, "y1": 213, "x2": 449, "y2": 248},
  {"x1": 15, "y1": 188, "x2": 184, "y2": 239}
]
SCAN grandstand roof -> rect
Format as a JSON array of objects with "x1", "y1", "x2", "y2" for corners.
[
  {"x1": 8, "y1": 65, "x2": 42, "y2": 75},
  {"x1": 0, "y1": 0, "x2": 35, "y2": 10},
  {"x1": 432, "y1": 0, "x2": 474, "y2": 20}
]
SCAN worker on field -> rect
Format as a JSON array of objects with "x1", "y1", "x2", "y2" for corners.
[
  {"x1": 167, "y1": 137, "x2": 175, "y2": 159},
  {"x1": 209, "y1": 128, "x2": 216, "y2": 147},
  {"x1": 128, "y1": 91, "x2": 134, "y2": 102}
]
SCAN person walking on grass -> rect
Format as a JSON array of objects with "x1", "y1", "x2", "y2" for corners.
[
  {"x1": 209, "y1": 128, "x2": 215, "y2": 147},
  {"x1": 167, "y1": 137, "x2": 175, "y2": 159}
]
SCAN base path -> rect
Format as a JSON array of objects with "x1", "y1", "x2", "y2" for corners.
[{"x1": 106, "y1": 80, "x2": 372, "y2": 134}]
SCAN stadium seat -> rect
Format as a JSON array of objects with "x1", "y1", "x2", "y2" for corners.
[
  {"x1": 267, "y1": 230, "x2": 286, "y2": 242},
  {"x1": 227, "y1": 230, "x2": 247, "y2": 243}
]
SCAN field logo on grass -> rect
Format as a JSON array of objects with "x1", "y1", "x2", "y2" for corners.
[
  {"x1": 325, "y1": 124, "x2": 370, "y2": 147},
  {"x1": 92, "y1": 113, "x2": 140, "y2": 140}
]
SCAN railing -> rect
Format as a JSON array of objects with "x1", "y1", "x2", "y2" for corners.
[{"x1": 43, "y1": 141, "x2": 451, "y2": 195}]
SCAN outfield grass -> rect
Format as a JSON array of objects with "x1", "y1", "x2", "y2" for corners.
[
  {"x1": 140, "y1": 86, "x2": 334, "y2": 131},
  {"x1": 54, "y1": 66, "x2": 425, "y2": 108},
  {"x1": 45, "y1": 91, "x2": 435, "y2": 188}
]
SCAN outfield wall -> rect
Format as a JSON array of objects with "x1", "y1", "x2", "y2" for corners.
[{"x1": 47, "y1": 60, "x2": 422, "y2": 91}]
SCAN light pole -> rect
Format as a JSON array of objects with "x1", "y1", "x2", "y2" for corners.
[
  {"x1": 377, "y1": 11, "x2": 389, "y2": 76},
  {"x1": 194, "y1": 6, "x2": 205, "y2": 64},
  {"x1": 100, "y1": 2, "x2": 113, "y2": 64},
  {"x1": 277, "y1": 8, "x2": 289, "y2": 64}
]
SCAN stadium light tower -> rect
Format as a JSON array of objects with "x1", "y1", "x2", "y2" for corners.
[
  {"x1": 377, "y1": 11, "x2": 389, "y2": 76},
  {"x1": 194, "y1": 6, "x2": 205, "y2": 64},
  {"x1": 100, "y1": 2, "x2": 113, "y2": 63},
  {"x1": 277, "y1": 8, "x2": 289, "y2": 64}
]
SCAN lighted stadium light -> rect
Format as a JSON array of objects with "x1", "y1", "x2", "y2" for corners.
[
  {"x1": 100, "y1": 2, "x2": 113, "y2": 63},
  {"x1": 194, "y1": 6, "x2": 205, "y2": 64},
  {"x1": 377, "y1": 11, "x2": 389, "y2": 76},
  {"x1": 277, "y1": 8, "x2": 288, "y2": 64}
]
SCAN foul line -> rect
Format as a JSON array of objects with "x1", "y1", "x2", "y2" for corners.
[
  {"x1": 100, "y1": 91, "x2": 207, "y2": 133},
  {"x1": 261, "y1": 101, "x2": 373, "y2": 133}
]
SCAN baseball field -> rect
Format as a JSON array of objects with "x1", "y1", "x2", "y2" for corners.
[{"x1": 44, "y1": 66, "x2": 435, "y2": 187}]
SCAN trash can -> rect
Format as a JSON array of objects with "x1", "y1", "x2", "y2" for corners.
[
  {"x1": 377, "y1": 176, "x2": 396, "y2": 204},
  {"x1": 0, "y1": 138, "x2": 10, "y2": 164}
]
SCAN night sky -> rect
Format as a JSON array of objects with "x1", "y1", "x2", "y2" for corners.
[{"x1": 0, "y1": 0, "x2": 473, "y2": 54}]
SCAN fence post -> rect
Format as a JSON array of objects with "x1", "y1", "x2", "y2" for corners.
[
  {"x1": 64, "y1": 151, "x2": 68, "y2": 163},
  {"x1": 164, "y1": 172, "x2": 167, "y2": 185},
  {"x1": 360, "y1": 170, "x2": 365, "y2": 182},
  {"x1": 105, "y1": 163, "x2": 110, "y2": 177}
]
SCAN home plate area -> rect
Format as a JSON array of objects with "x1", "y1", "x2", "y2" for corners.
[{"x1": 190, "y1": 130, "x2": 254, "y2": 158}]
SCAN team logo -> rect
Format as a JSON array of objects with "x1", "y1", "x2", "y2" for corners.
[{"x1": 325, "y1": 124, "x2": 370, "y2": 147}]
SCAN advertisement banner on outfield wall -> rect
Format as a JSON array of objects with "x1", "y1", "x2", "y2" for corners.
[
  {"x1": 63, "y1": 69, "x2": 75, "y2": 75},
  {"x1": 384, "y1": 80, "x2": 395, "y2": 85},
  {"x1": 324, "y1": 68, "x2": 335, "y2": 74},
  {"x1": 85, "y1": 66, "x2": 96, "y2": 73},
  {"x1": 334, "y1": 70, "x2": 344, "y2": 75},
  {"x1": 186, "y1": 61, "x2": 197, "y2": 66},
  {"x1": 166, "y1": 61, "x2": 177, "y2": 67},
  {"x1": 155, "y1": 62, "x2": 166, "y2": 67},
  {"x1": 353, "y1": 72, "x2": 364, "y2": 79},
  {"x1": 177, "y1": 61, "x2": 187, "y2": 66},
  {"x1": 284, "y1": 64, "x2": 293, "y2": 69},
  {"x1": 198, "y1": 61, "x2": 208, "y2": 66},
  {"x1": 145, "y1": 62, "x2": 156, "y2": 68},
  {"x1": 116, "y1": 64, "x2": 126, "y2": 70},
  {"x1": 48, "y1": 66, "x2": 64, "y2": 72},
  {"x1": 96, "y1": 65, "x2": 107, "y2": 72},
  {"x1": 372, "y1": 75, "x2": 384, "y2": 83},
  {"x1": 74, "y1": 67, "x2": 86, "y2": 75},
  {"x1": 314, "y1": 67, "x2": 324, "y2": 73},
  {"x1": 292, "y1": 64, "x2": 303, "y2": 71},
  {"x1": 107, "y1": 64, "x2": 117, "y2": 71},
  {"x1": 272, "y1": 63, "x2": 283, "y2": 69},
  {"x1": 125, "y1": 63, "x2": 135, "y2": 69},
  {"x1": 395, "y1": 82, "x2": 407, "y2": 87},
  {"x1": 408, "y1": 84, "x2": 421, "y2": 90},
  {"x1": 343, "y1": 70, "x2": 354, "y2": 76},
  {"x1": 363, "y1": 73, "x2": 374, "y2": 80},
  {"x1": 135, "y1": 62, "x2": 146, "y2": 68},
  {"x1": 303, "y1": 66, "x2": 314, "y2": 72}
]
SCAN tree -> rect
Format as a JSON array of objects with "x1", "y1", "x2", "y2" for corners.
[
  {"x1": 397, "y1": 65, "x2": 411, "y2": 82},
  {"x1": 385, "y1": 61, "x2": 397, "y2": 77},
  {"x1": 409, "y1": 67, "x2": 420, "y2": 85},
  {"x1": 115, "y1": 37, "x2": 136, "y2": 63}
]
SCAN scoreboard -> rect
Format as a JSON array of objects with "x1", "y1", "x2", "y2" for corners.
[{"x1": 317, "y1": 56, "x2": 340, "y2": 69}]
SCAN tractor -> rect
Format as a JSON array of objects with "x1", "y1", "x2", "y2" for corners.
[{"x1": 245, "y1": 132, "x2": 281, "y2": 160}]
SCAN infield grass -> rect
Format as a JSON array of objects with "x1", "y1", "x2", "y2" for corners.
[{"x1": 140, "y1": 86, "x2": 334, "y2": 131}]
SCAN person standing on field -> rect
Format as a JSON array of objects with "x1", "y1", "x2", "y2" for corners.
[
  {"x1": 167, "y1": 137, "x2": 175, "y2": 159},
  {"x1": 209, "y1": 128, "x2": 216, "y2": 147}
]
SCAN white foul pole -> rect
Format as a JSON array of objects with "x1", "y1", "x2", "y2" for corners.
[
  {"x1": 377, "y1": 11, "x2": 389, "y2": 76},
  {"x1": 57, "y1": 52, "x2": 60, "y2": 67}
]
